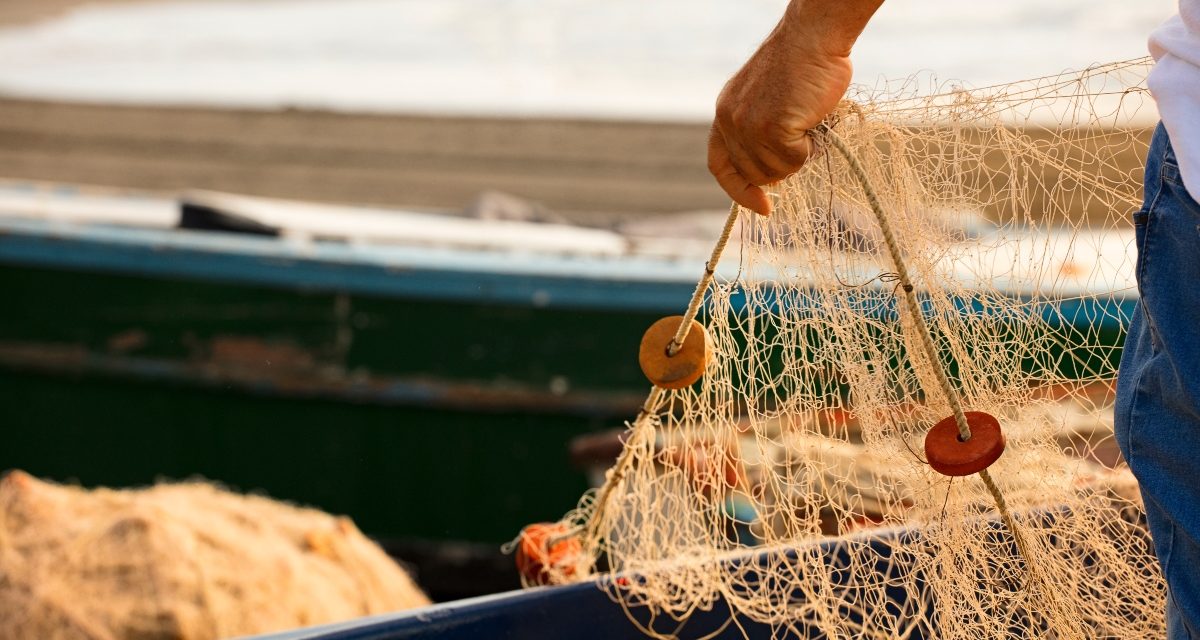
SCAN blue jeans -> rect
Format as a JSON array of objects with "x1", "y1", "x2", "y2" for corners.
[{"x1": 1115, "y1": 122, "x2": 1200, "y2": 640}]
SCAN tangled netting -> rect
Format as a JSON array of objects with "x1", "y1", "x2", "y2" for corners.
[
  {"x1": 535, "y1": 59, "x2": 1166, "y2": 639},
  {"x1": 0, "y1": 471, "x2": 429, "y2": 639}
]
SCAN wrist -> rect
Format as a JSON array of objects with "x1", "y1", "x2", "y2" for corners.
[{"x1": 781, "y1": 0, "x2": 881, "y2": 59}]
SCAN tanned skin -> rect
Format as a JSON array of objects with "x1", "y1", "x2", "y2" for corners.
[{"x1": 708, "y1": 0, "x2": 885, "y2": 215}]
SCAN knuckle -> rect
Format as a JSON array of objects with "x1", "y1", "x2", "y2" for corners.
[
  {"x1": 707, "y1": 154, "x2": 723, "y2": 175},
  {"x1": 762, "y1": 119, "x2": 787, "y2": 139},
  {"x1": 714, "y1": 101, "x2": 735, "y2": 126},
  {"x1": 763, "y1": 168, "x2": 789, "y2": 183},
  {"x1": 706, "y1": 145, "x2": 729, "y2": 175},
  {"x1": 762, "y1": 121, "x2": 797, "y2": 146},
  {"x1": 773, "y1": 138, "x2": 812, "y2": 167},
  {"x1": 728, "y1": 105, "x2": 752, "y2": 130}
]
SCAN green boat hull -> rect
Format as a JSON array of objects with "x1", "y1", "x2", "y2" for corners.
[
  {"x1": 1, "y1": 264, "x2": 654, "y2": 544},
  {"x1": 0, "y1": 261, "x2": 1129, "y2": 546}
]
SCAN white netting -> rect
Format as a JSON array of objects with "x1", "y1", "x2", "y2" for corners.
[{"x1": 526, "y1": 59, "x2": 1162, "y2": 639}]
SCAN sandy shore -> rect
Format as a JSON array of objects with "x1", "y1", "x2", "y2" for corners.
[
  {"x1": 0, "y1": 94, "x2": 1154, "y2": 227},
  {"x1": 0, "y1": 97, "x2": 724, "y2": 221}
]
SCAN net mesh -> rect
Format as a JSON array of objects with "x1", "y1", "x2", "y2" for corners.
[{"x1": 532, "y1": 58, "x2": 1163, "y2": 639}]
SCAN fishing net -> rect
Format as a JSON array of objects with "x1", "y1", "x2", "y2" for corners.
[
  {"x1": 518, "y1": 58, "x2": 1164, "y2": 638},
  {"x1": 0, "y1": 471, "x2": 430, "y2": 640}
]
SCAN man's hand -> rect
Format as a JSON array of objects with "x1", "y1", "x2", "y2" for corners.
[{"x1": 709, "y1": 0, "x2": 883, "y2": 216}]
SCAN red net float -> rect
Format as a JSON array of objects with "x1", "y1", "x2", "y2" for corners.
[{"x1": 923, "y1": 411, "x2": 1006, "y2": 477}]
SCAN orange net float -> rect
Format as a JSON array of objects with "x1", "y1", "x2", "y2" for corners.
[
  {"x1": 513, "y1": 522, "x2": 582, "y2": 586},
  {"x1": 664, "y1": 440, "x2": 745, "y2": 497},
  {"x1": 923, "y1": 411, "x2": 1006, "y2": 477},
  {"x1": 638, "y1": 315, "x2": 710, "y2": 390}
]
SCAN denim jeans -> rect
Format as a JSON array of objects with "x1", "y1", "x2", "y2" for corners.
[{"x1": 1115, "y1": 122, "x2": 1200, "y2": 640}]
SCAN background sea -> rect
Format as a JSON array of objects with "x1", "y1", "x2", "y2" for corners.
[{"x1": 0, "y1": 0, "x2": 1177, "y2": 120}]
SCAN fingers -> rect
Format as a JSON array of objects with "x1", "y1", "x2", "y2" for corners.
[
  {"x1": 758, "y1": 130, "x2": 814, "y2": 174},
  {"x1": 708, "y1": 126, "x2": 772, "y2": 216},
  {"x1": 707, "y1": 119, "x2": 814, "y2": 217}
]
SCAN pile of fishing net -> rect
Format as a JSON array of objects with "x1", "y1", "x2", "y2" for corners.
[
  {"x1": 0, "y1": 470, "x2": 429, "y2": 639},
  {"x1": 520, "y1": 58, "x2": 1166, "y2": 638}
]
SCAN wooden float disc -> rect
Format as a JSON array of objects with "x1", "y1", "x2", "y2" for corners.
[
  {"x1": 923, "y1": 411, "x2": 1006, "y2": 477},
  {"x1": 638, "y1": 316, "x2": 709, "y2": 390},
  {"x1": 514, "y1": 522, "x2": 581, "y2": 586}
]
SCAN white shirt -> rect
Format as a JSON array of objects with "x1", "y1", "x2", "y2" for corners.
[{"x1": 1149, "y1": 0, "x2": 1200, "y2": 197}]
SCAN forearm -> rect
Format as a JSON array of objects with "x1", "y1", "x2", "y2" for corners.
[{"x1": 778, "y1": 0, "x2": 885, "y2": 58}]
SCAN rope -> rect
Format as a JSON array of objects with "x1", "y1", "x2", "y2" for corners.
[
  {"x1": 815, "y1": 122, "x2": 1035, "y2": 568},
  {"x1": 815, "y1": 124, "x2": 973, "y2": 442},
  {"x1": 669, "y1": 202, "x2": 741, "y2": 356},
  {"x1": 581, "y1": 386, "x2": 665, "y2": 542},
  {"x1": 584, "y1": 202, "x2": 742, "y2": 542}
]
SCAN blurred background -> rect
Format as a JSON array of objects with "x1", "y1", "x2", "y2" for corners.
[{"x1": 0, "y1": 0, "x2": 1175, "y2": 602}]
